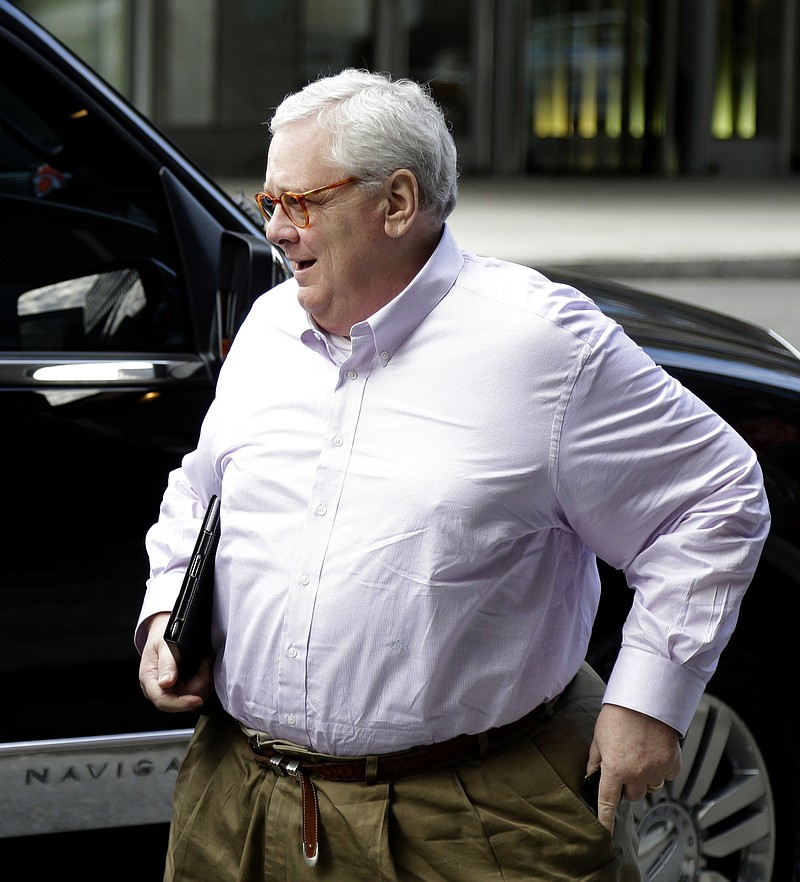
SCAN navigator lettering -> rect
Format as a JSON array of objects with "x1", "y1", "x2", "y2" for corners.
[{"x1": 24, "y1": 755, "x2": 182, "y2": 785}]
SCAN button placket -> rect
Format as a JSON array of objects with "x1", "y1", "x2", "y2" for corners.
[{"x1": 278, "y1": 359, "x2": 369, "y2": 735}]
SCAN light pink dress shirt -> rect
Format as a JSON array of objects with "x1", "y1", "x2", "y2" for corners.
[{"x1": 136, "y1": 225, "x2": 769, "y2": 755}]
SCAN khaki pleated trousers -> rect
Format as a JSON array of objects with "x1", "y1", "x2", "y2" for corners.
[{"x1": 165, "y1": 663, "x2": 640, "y2": 881}]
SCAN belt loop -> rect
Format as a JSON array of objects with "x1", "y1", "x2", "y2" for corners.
[
  {"x1": 477, "y1": 731, "x2": 490, "y2": 757},
  {"x1": 365, "y1": 755, "x2": 379, "y2": 785}
]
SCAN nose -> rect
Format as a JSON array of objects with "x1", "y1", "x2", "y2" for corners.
[{"x1": 265, "y1": 206, "x2": 298, "y2": 246}]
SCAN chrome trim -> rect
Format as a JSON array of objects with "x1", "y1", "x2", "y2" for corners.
[
  {"x1": 0, "y1": 355, "x2": 207, "y2": 387},
  {"x1": 0, "y1": 729, "x2": 193, "y2": 837}
]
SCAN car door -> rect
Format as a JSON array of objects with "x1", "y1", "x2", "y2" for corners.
[{"x1": 0, "y1": 5, "x2": 288, "y2": 872}]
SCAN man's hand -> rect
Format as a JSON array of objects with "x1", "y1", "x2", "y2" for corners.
[
  {"x1": 586, "y1": 703, "x2": 682, "y2": 833},
  {"x1": 138, "y1": 612, "x2": 215, "y2": 713}
]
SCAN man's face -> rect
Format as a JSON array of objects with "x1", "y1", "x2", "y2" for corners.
[{"x1": 264, "y1": 120, "x2": 387, "y2": 336}]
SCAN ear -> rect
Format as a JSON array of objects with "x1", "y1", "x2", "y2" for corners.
[{"x1": 383, "y1": 169, "x2": 418, "y2": 238}]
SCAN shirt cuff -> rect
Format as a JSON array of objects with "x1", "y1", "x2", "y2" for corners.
[
  {"x1": 602, "y1": 645, "x2": 707, "y2": 737},
  {"x1": 133, "y1": 572, "x2": 185, "y2": 654}
]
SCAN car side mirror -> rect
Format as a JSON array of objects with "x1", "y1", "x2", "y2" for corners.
[{"x1": 215, "y1": 231, "x2": 286, "y2": 358}]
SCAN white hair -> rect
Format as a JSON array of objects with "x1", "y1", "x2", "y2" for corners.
[{"x1": 270, "y1": 69, "x2": 459, "y2": 225}]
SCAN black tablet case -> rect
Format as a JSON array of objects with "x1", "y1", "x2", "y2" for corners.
[{"x1": 165, "y1": 495, "x2": 220, "y2": 677}]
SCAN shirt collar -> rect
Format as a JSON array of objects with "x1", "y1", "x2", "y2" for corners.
[
  {"x1": 350, "y1": 224, "x2": 464, "y2": 365},
  {"x1": 300, "y1": 224, "x2": 464, "y2": 365}
]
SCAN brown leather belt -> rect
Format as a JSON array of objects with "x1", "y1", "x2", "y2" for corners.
[{"x1": 245, "y1": 698, "x2": 558, "y2": 868}]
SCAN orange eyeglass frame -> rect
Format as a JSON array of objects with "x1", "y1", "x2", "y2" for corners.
[{"x1": 253, "y1": 176, "x2": 360, "y2": 228}]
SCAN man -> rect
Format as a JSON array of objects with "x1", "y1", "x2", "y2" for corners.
[{"x1": 137, "y1": 69, "x2": 770, "y2": 881}]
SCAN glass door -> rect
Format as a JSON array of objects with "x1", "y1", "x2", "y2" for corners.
[{"x1": 525, "y1": 0, "x2": 652, "y2": 173}]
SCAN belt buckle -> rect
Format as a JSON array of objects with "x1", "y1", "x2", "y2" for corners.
[{"x1": 269, "y1": 755, "x2": 303, "y2": 778}]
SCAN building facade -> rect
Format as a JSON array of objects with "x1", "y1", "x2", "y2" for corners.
[{"x1": 19, "y1": 0, "x2": 800, "y2": 180}]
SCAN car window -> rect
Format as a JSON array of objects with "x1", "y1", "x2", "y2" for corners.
[{"x1": 0, "y1": 43, "x2": 189, "y2": 353}]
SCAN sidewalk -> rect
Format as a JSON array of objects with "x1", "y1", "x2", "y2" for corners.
[{"x1": 445, "y1": 175, "x2": 800, "y2": 279}]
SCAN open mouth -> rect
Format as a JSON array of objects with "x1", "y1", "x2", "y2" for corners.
[{"x1": 293, "y1": 259, "x2": 316, "y2": 273}]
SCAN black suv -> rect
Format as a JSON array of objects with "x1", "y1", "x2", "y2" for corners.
[{"x1": 1, "y1": 4, "x2": 799, "y2": 880}]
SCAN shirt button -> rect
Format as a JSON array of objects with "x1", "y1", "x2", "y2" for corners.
[
  {"x1": 287, "y1": 646, "x2": 298, "y2": 658},
  {"x1": 287, "y1": 714, "x2": 296, "y2": 726},
  {"x1": 380, "y1": 350, "x2": 390, "y2": 362},
  {"x1": 316, "y1": 502, "x2": 327, "y2": 516},
  {"x1": 299, "y1": 572, "x2": 310, "y2": 586},
  {"x1": 332, "y1": 435, "x2": 343, "y2": 447},
  {"x1": 347, "y1": 369, "x2": 358, "y2": 380}
]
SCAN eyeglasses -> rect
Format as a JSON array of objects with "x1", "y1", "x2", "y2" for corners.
[{"x1": 253, "y1": 176, "x2": 360, "y2": 228}]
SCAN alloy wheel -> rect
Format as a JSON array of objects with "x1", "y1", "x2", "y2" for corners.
[{"x1": 634, "y1": 693, "x2": 775, "y2": 882}]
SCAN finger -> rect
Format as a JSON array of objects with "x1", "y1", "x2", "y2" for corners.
[
  {"x1": 157, "y1": 647, "x2": 179, "y2": 689},
  {"x1": 596, "y1": 797, "x2": 618, "y2": 834},
  {"x1": 153, "y1": 689, "x2": 206, "y2": 714},
  {"x1": 171, "y1": 656, "x2": 216, "y2": 703},
  {"x1": 146, "y1": 668, "x2": 207, "y2": 712},
  {"x1": 138, "y1": 651, "x2": 163, "y2": 703},
  {"x1": 596, "y1": 778, "x2": 622, "y2": 834}
]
